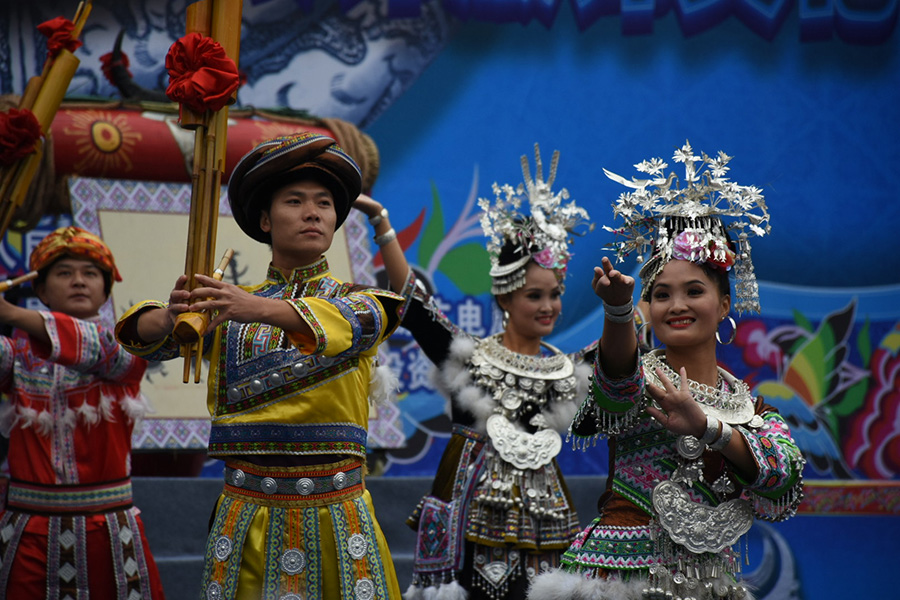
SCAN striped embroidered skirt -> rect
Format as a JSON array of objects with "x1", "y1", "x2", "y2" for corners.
[
  {"x1": 201, "y1": 458, "x2": 401, "y2": 600},
  {"x1": 0, "y1": 477, "x2": 165, "y2": 600}
]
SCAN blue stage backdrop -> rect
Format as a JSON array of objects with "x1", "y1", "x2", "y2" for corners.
[{"x1": 1, "y1": 1, "x2": 898, "y2": 598}]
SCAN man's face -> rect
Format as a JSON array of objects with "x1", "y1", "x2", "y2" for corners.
[
  {"x1": 36, "y1": 257, "x2": 108, "y2": 319},
  {"x1": 259, "y1": 179, "x2": 338, "y2": 268}
]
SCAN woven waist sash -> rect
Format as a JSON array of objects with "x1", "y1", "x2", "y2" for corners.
[
  {"x1": 6, "y1": 478, "x2": 133, "y2": 515},
  {"x1": 223, "y1": 458, "x2": 365, "y2": 508}
]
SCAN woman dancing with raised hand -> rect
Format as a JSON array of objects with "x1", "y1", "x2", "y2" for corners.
[
  {"x1": 356, "y1": 145, "x2": 595, "y2": 600},
  {"x1": 528, "y1": 142, "x2": 805, "y2": 600}
]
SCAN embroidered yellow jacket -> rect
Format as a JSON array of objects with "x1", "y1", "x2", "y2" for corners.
[{"x1": 116, "y1": 258, "x2": 408, "y2": 458}]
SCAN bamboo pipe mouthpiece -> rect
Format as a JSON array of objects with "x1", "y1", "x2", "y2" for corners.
[
  {"x1": 173, "y1": 311, "x2": 208, "y2": 345},
  {"x1": 172, "y1": 248, "x2": 234, "y2": 345}
]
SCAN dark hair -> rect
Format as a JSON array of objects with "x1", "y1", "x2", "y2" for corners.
[
  {"x1": 496, "y1": 236, "x2": 539, "y2": 270},
  {"x1": 492, "y1": 218, "x2": 543, "y2": 309},
  {"x1": 35, "y1": 255, "x2": 113, "y2": 298},
  {"x1": 701, "y1": 262, "x2": 731, "y2": 300}
]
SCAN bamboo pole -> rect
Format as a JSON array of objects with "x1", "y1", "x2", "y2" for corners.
[
  {"x1": 0, "y1": 2, "x2": 92, "y2": 240},
  {"x1": 172, "y1": 0, "x2": 242, "y2": 382},
  {"x1": 0, "y1": 271, "x2": 38, "y2": 293}
]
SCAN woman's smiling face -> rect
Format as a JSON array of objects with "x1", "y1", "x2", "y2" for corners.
[
  {"x1": 649, "y1": 259, "x2": 730, "y2": 350},
  {"x1": 499, "y1": 262, "x2": 563, "y2": 341}
]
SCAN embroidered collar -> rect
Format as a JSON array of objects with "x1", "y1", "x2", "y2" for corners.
[{"x1": 266, "y1": 256, "x2": 330, "y2": 285}]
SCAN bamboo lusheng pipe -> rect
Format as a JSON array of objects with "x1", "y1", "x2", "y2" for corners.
[
  {"x1": 0, "y1": 271, "x2": 38, "y2": 293},
  {"x1": 30, "y1": 51, "x2": 80, "y2": 130},
  {"x1": 211, "y1": 0, "x2": 242, "y2": 105},
  {"x1": 176, "y1": 248, "x2": 234, "y2": 383},
  {"x1": 173, "y1": 0, "x2": 242, "y2": 383},
  {"x1": 0, "y1": 2, "x2": 92, "y2": 240},
  {"x1": 174, "y1": 113, "x2": 215, "y2": 382},
  {"x1": 0, "y1": 146, "x2": 44, "y2": 235},
  {"x1": 0, "y1": 50, "x2": 77, "y2": 231},
  {"x1": 179, "y1": 0, "x2": 214, "y2": 130},
  {"x1": 0, "y1": 49, "x2": 79, "y2": 233}
]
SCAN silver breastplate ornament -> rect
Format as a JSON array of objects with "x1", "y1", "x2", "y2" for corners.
[
  {"x1": 642, "y1": 351, "x2": 765, "y2": 600},
  {"x1": 464, "y1": 335, "x2": 579, "y2": 525},
  {"x1": 470, "y1": 335, "x2": 577, "y2": 467}
]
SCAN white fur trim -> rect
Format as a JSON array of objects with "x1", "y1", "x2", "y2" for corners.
[
  {"x1": 17, "y1": 406, "x2": 38, "y2": 430},
  {"x1": 440, "y1": 359, "x2": 470, "y2": 394},
  {"x1": 98, "y1": 394, "x2": 117, "y2": 422},
  {"x1": 542, "y1": 361, "x2": 593, "y2": 432},
  {"x1": 437, "y1": 336, "x2": 498, "y2": 430},
  {"x1": 574, "y1": 360, "x2": 592, "y2": 398},
  {"x1": 76, "y1": 401, "x2": 101, "y2": 426},
  {"x1": 542, "y1": 395, "x2": 578, "y2": 433},
  {"x1": 121, "y1": 392, "x2": 153, "y2": 420},
  {"x1": 455, "y1": 384, "x2": 494, "y2": 429},
  {"x1": 402, "y1": 583, "x2": 423, "y2": 600},
  {"x1": 528, "y1": 569, "x2": 756, "y2": 600},
  {"x1": 122, "y1": 392, "x2": 154, "y2": 432},
  {"x1": 38, "y1": 409, "x2": 57, "y2": 436},
  {"x1": 369, "y1": 364, "x2": 400, "y2": 406},
  {"x1": 62, "y1": 407, "x2": 77, "y2": 430},
  {"x1": 448, "y1": 335, "x2": 477, "y2": 361},
  {"x1": 528, "y1": 570, "x2": 644, "y2": 600},
  {"x1": 422, "y1": 586, "x2": 439, "y2": 600},
  {"x1": 434, "y1": 580, "x2": 468, "y2": 600}
]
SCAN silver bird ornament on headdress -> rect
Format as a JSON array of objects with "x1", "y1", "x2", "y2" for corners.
[{"x1": 602, "y1": 141, "x2": 770, "y2": 314}]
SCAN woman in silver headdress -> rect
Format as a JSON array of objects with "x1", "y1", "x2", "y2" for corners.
[
  {"x1": 528, "y1": 142, "x2": 805, "y2": 600},
  {"x1": 356, "y1": 145, "x2": 594, "y2": 600}
]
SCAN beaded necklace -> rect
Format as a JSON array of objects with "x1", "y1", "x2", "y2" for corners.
[{"x1": 643, "y1": 349, "x2": 755, "y2": 425}]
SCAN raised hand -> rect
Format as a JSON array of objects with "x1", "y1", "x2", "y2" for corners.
[
  {"x1": 592, "y1": 256, "x2": 635, "y2": 306},
  {"x1": 352, "y1": 193, "x2": 383, "y2": 220},
  {"x1": 645, "y1": 366, "x2": 707, "y2": 438}
]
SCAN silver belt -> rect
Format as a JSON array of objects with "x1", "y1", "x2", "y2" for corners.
[{"x1": 224, "y1": 464, "x2": 363, "y2": 497}]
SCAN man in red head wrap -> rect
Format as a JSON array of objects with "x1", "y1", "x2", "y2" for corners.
[{"x1": 0, "y1": 226, "x2": 165, "y2": 599}]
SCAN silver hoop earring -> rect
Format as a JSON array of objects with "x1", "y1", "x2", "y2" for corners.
[
  {"x1": 716, "y1": 316, "x2": 737, "y2": 345},
  {"x1": 502, "y1": 310, "x2": 509, "y2": 330}
]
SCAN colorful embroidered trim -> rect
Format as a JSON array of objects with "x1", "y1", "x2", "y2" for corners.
[
  {"x1": 331, "y1": 495, "x2": 393, "y2": 600},
  {"x1": 201, "y1": 495, "x2": 259, "y2": 600},
  {"x1": 208, "y1": 422, "x2": 368, "y2": 458},
  {"x1": 7, "y1": 478, "x2": 133, "y2": 514},
  {"x1": 107, "y1": 508, "x2": 154, "y2": 600},
  {"x1": 0, "y1": 512, "x2": 29, "y2": 591},
  {"x1": 561, "y1": 522, "x2": 658, "y2": 571}
]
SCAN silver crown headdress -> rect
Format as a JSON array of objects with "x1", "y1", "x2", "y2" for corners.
[
  {"x1": 603, "y1": 141, "x2": 770, "y2": 314},
  {"x1": 479, "y1": 144, "x2": 591, "y2": 295}
]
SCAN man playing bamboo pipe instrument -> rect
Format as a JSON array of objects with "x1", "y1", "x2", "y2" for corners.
[{"x1": 115, "y1": 132, "x2": 409, "y2": 600}]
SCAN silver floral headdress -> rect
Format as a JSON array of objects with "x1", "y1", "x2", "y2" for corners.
[
  {"x1": 603, "y1": 141, "x2": 770, "y2": 314},
  {"x1": 479, "y1": 144, "x2": 591, "y2": 295}
]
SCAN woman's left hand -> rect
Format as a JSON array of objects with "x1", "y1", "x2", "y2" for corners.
[{"x1": 645, "y1": 367, "x2": 707, "y2": 438}]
